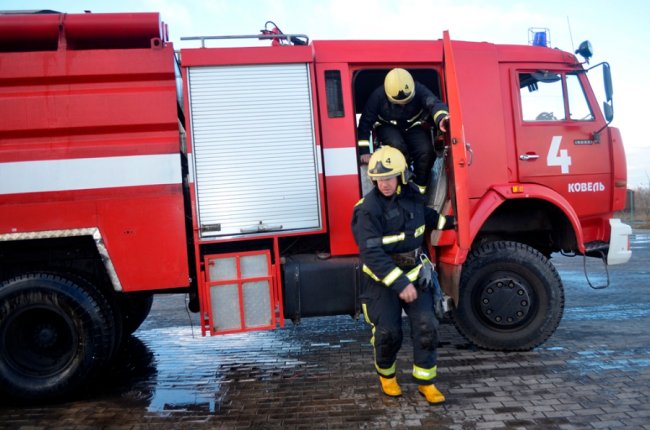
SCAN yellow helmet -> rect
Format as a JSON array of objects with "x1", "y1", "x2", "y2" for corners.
[
  {"x1": 368, "y1": 146, "x2": 408, "y2": 184},
  {"x1": 384, "y1": 68, "x2": 415, "y2": 105}
]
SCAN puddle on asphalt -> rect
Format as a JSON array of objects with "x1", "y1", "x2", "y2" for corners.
[
  {"x1": 133, "y1": 326, "x2": 310, "y2": 416},
  {"x1": 147, "y1": 387, "x2": 217, "y2": 414}
]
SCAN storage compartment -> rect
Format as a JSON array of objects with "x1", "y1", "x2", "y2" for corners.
[
  {"x1": 186, "y1": 63, "x2": 322, "y2": 238},
  {"x1": 203, "y1": 250, "x2": 277, "y2": 334}
]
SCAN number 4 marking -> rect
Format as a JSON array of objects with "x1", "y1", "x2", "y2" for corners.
[{"x1": 547, "y1": 135, "x2": 571, "y2": 174}]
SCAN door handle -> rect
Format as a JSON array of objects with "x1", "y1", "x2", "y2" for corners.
[
  {"x1": 519, "y1": 153, "x2": 540, "y2": 161},
  {"x1": 240, "y1": 222, "x2": 283, "y2": 233}
]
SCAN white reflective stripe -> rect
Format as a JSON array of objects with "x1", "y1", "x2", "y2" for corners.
[
  {"x1": 323, "y1": 147, "x2": 358, "y2": 176},
  {"x1": 382, "y1": 267, "x2": 403, "y2": 286},
  {"x1": 316, "y1": 145, "x2": 323, "y2": 175},
  {"x1": 382, "y1": 232, "x2": 406, "y2": 244},
  {"x1": 0, "y1": 154, "x2": 182, "y2": 195},
  {"x1": 414, "y1": 225, "x2": 425, "y2": 237},
  {"x1": 187, "y1": 152, "x2": 195, "y2": 183}
]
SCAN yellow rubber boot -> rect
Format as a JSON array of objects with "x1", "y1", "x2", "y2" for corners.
[
  {"x1": 418, "y1": 384, "x2": 445, "y2": 404},
  {"x1": 379, "y1": 376, "x2": 402, "y2": 397}
]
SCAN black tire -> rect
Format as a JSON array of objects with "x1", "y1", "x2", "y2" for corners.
[
  {"x1": 65, "y1": 273, "x2": 123, "y2": 363},
  {"x1": 117, "y1": 292, "x2": 154, "y2": 336},
  {"x1": 452, "y1": 241, "x2": 565, "y2": 351},
  {"x1": 0, "y1": 273, "x2": 113, "y2": 401}
]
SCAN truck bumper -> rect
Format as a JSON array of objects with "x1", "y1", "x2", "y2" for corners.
[{"x1": 607, "y1": 218, "x2": 632, "y2": 265}]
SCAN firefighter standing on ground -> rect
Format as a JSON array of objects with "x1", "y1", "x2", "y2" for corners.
[
  {"x1": 351, "y1": 146, "x2": 455, "y2": 404},
  {"x1": 358, "y1": 68, "x2": 449, "y2": 194}
]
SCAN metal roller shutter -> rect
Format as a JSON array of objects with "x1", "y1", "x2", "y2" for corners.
[{"x1": 187, "y1": 63, "x2": 321, "y2": 237}]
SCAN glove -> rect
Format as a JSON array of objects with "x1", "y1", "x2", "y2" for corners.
[
  {"x1": 418, "y1": 259, "x2": 433, "y2": 290},
  {"x1": 418, "y1": 256, "x2": 447, "y2": 320},
  {"x1": 431, "y1": 273, "x2": 446, "y2": 320}
]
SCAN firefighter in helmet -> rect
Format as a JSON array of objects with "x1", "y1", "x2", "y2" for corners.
[
  {"x1": 351, "y1": 145, "x2": 455, "y2": 404},
  {"x1": 358, "y1": 68, "x2": 449, "y2": 194}
]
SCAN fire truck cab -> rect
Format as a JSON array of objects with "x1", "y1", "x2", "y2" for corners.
[{"x1": 0, "y1": 12, "x2": 631, "y2": 401}]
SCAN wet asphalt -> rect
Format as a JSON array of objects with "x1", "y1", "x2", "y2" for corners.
[{"x1": 1, "y1": 230, "x2": 649, "y2": 429}]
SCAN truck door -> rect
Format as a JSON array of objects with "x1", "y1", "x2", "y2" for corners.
[
  {"x1": 513, "y1": 69, "x2": 612, "y2": 215},
  {"x1": 441, "y1": 31, "x2": 471, "y2": 260}
]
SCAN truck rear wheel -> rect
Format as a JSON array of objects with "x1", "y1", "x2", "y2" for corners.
[
  {"x1": 452, "y1": 241, "x2": 564, "y2": 351},
  {"x1": 0, "y1": 273, "x2": 113, "y2": 401}
]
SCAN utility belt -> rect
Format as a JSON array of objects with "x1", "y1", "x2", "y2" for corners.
[
  {"x1": 390, "y1": 248, "x2": 423, "y2": 268},
  {"x1": 376, "y1": 110, "x2": 429, "y2": 132}
]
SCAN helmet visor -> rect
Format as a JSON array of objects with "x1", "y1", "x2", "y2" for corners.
[{"x1": 368, "y1": 160, "x2": 400, "y2": 181}]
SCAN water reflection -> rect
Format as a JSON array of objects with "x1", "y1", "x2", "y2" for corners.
[
  {"x1": 567, "y1": 348, "x2": 650, "y2": 374},
  {"x1": 564, "y1": 303, "x2": 650, "y2": 321},
  {"x1": 90, "y1": 334, "x2": 158, "y2": 405},
  {"x1": 133, "y1": 326, "x2": 309, "y2": 416}
]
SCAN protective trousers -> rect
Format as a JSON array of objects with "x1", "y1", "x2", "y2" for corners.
[
  {"x1": 376, "y1": 124, "x2": 434, "y2": 189},
  {"x1": 361, "y1": 273, "x2": 439, "y2": 385}
]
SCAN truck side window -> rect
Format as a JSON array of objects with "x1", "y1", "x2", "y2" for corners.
[
  {"x1": 519, "y1": 71, "x2": 565, "y2": 122},
  {"x1": 325, "y1": 70, "x2": 344, "y2": 118},
  {"x1": 566, "y1": 73, "x2": 594, "y2": 121}
]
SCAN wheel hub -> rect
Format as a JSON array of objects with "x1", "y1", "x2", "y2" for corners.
[
  {"x1": 4, "y1": 307, "x2": 75, "y2": 376},
  {"x1": 478, "y1": 277, "x2": 533, "y2": 327},
  {"x1": 34, "y1": 324, "x2": 59, "y2": 349}
]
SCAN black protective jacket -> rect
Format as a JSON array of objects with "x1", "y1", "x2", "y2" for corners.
[
  {"x1": 351, "y1": 182, "x2": 454, "y2": 294},
  {"x1": 357, "y1": 82, "x2": 449, "y2": 141}
]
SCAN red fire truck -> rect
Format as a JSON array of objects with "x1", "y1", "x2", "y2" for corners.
[{"x1": 0, "y1": 11, "x2": 632, "y2": 401}]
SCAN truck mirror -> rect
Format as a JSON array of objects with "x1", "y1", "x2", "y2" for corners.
[
  {"x1": 603, "y1": 100, "x2": 614, "y2": 122},
  {"x1": 589, "y1": 61, "x2": 614, "y2": 123},
  {"x1": 603, "y1": 62, "x2": 613, "y2": 102}
]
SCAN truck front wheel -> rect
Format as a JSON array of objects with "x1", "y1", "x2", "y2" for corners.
[
  {"x1": 452, "y1": 241, "x2": 565, "y2": 351},
  {"x1": 0, "y1": 273, "x2": 113, "y2": 401}
]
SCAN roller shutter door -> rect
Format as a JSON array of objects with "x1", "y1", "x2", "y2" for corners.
[{"x1": 187, "y1": 63, "x2": 321, "y2": 237}]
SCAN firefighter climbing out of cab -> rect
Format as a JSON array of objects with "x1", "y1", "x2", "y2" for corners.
[
  {"x1": 357, "y1": 68, "x2": 449, "y2": 194},
  {"x1": 351, "y1": 146, "x2": 455, "y2": 404}
]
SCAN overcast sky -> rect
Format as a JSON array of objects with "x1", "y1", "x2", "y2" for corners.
[{"x1": 4, "y1": 0, "x2": 649, "y2": 188}]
